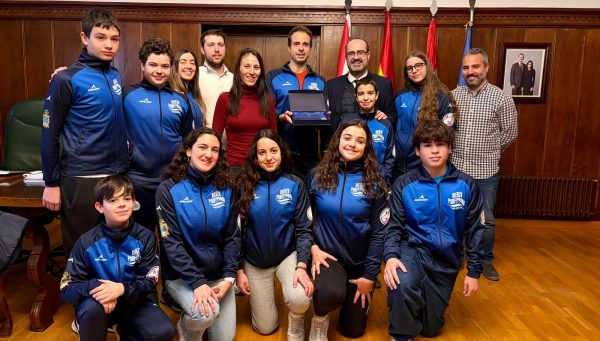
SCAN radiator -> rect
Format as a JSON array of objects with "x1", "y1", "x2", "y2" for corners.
[{"x1": 495, "y1": 177, "x2": 599, "y2": 219}]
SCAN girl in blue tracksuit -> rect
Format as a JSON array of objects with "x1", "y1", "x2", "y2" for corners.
[
  {"x1": 235, "y1": 129, "x2": 313, "y2": 341},
  {"x1": 169, "y1": 48, "x2": 205, "y2": 128},
  {"x1": 308, "y1": 119, "x2": 389, "y2": 339},
  {"x1": 394, "y1": 50, "x2": 457, "y2": 180},
  {"x1": 155, "y1": 128, "x2": 240, "y2": 341}
]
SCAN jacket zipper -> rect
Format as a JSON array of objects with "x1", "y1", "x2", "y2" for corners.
[
  {"x1": 267, "y1": 180, "x2": 274, "y2": 261},
  {"x1": 339, "y1": 167, "x2": 348, "y2": 236},
  {"x1": 436, "y1": 182, "x2": 443, "y2": 252},
  {"x1": 200, "y1": 183, "x2": 208, "y2": 237},
  {"x1": 158, "y1": 91, "x2": 164, "y2": 163},
  {"x1": 116, "y1": 229, "x2": 122, "y2": 281}
]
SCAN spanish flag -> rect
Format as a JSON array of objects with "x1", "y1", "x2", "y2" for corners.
[
  {"x1": 336, "y1": 9, "x2": 351, "y2": 76},
  {"x1": 378, "y1": 0, "x2": 394, "y2": 87}
]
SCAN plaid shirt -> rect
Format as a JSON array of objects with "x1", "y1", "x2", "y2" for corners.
[{"x1": 451, "y1": 82, "x2": 518, "y2": 179}]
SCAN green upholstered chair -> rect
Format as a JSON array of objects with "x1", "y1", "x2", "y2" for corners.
[{"x1": 2, "y1": 98, "x2": 44, "y2": 171}]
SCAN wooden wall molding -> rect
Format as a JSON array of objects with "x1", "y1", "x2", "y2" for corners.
[{"x1": 1, "y1": 2, "x2": 600, "y2": 27}]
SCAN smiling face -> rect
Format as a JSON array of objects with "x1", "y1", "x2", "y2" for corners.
[
  {"x1": 95, "y1": 187, "x2": 133, "y2": 228},
  {"x1": 186, "y1": 133, "x2": 220, "y2": 175},
  {"x1": 288, "y1": 31, "x2": 311, "y2": 66},
  {"x1": 356, "y1": 83, "x2": 379, "y2": 113},
  {"x1": 339, "y1": 125, "x2": 367, "y2": 162},
  {"x1": 239, "y1": 53, "x2": 261, "y2": 87},
  {"x1": 81, "y1": 26, "x2": 120, "y2": 61},
  {"x1": 256, "y1": 137, "x2": 281, "y2": 173},
  {"x1": 461, "y1": 53, "x2": 489, "y2": 92},
  {"x1": 142, "y1": 53, "x2": 171, "y2": 89},
  {"x1": 178, "y1": 52, "x2": 197, "y2": 82},
  {"x1": 345, "y1": 39, "x2": 370, "y2": 76}
]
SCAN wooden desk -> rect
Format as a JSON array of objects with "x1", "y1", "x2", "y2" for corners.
[{"x1": 0, "y1": 180, "x2": 59, "y2": 336}]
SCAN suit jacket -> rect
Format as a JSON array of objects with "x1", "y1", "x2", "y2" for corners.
[
  {"x1": 326, "y1": 72, "x2": 396, "y2": 131},
  {"x1": 510, "y1": 62, "x2": 525, "y2": 87}
]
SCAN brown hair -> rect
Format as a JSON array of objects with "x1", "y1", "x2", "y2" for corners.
[
  {"x1": 162, "y1": 128, "x2": 230, "y2": 188},
  {"x1": 404, "y1": 50, "x2": 458, "y2": 123},
  {"x1": 228, "y1": 48, "x2": 271, "y2": 120},
  {"x1": 201, "y1": 29, "x2": 226, "y2": 47},
  {"x1": 95, "y1": 174, "x2": 134, "y2": 203},
  {"x1": 169, "y1": 48, "x2": 206, "y2": 125},
  {"x1": 413, "y1": 120, "x2": 455, "y2": 148},
  {"x1": 236, "y1": 129, "x2": 294, "y2": 220},
  {"x1": 82, "y1": 8, "x2": 120, "y2": 37},
  {"x1": 288, "y1": 25, "x2": 313, "y2": 47},
  {"x1": 139, "y1": 37, "x2": 174, "y2": 65},
  {"x1": 314, "y1": 119, "x2": 386, "y2": 198}
]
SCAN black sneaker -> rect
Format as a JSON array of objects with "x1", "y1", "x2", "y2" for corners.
[
  {"x1": 160, "y1": 290, "x2": 183, "y2": 313},
  {"x1": 483, "y1": 262, "x2": 500, "y2": 281}
]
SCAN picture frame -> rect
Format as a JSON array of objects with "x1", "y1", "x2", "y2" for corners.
[{"x1": 498, "y1": 43, "x2": 551, "y2": 104}]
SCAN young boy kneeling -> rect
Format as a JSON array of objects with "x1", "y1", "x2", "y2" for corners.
[
  {"x1": 383, "y1": 120, "x2": 484, "y2": 340},
  {"x1": 60, "y1": 175, "x2": 175, "y2": 341}
]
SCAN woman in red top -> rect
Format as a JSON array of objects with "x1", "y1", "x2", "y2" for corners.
[{"x1": 213, "y1": 48, "x2": 277, "y2": 178}]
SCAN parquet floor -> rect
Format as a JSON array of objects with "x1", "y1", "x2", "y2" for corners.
[{"x1": 3, "y1": 218, "x2": 600, "y2": 340}]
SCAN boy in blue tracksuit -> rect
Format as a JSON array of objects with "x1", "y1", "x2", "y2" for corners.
[
  {"x1": 124, "y1": 37, "x2": 193, "y2": 231},
  {"x1": 383, "y1": 120, "x2": 484, "y2": 340},
  {"x1": 60, "y1": 175, "x2": 174, "y2": 341},
  {"x1": 341, "y1": 77, "x2": 394, "y2": 185},
  {"x1": 41, "y1": 8, "x2": 128, "y2": 257}
]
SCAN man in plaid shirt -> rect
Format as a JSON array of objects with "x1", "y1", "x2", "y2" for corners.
[{"x1": 452, "y1": 48, "x2": 518, "y2": 281}]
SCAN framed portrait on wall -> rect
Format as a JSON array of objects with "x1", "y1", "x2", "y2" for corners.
[{"x1": 498, "y1": 43, "x2": 551, "y2": 104}]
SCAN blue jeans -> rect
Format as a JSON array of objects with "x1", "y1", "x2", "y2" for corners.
[
  {"x1": 475, "y1": 174, "x2": 499, "y2": 263},
  {"x1": 166, "y1": 278, "x2": 236, "y2": 341}
]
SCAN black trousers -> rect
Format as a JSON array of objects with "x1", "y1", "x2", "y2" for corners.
[
  {"x1": 387, "y1": 244, "x2": 456, "y2": 340},
  {"x1": 130, "y1": 176, "x2": 160, "y2": 231},
  {"x1": 75, "y1": 297, "x2": 174, "y2": 341},
  {"x1": 313, "y1": 260, "x2": 372, "y2": 338},
  {"x1": 60, "y1": 176, "x2": 102, "y2": 257}
]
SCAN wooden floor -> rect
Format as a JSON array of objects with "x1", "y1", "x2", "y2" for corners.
[{"x1": 3, "y1": 218, "x2": 600, "y2": 340}]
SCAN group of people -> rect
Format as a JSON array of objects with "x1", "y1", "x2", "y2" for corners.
[
  {"x1": 41, "y1": 7, "x2": 518, "y2": 341},
  {"x1": 510, "y1": 53, "x2": 536, "y2": 95}
]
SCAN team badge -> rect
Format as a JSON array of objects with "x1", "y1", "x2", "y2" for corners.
[
  {"x1": 380, "y1": 207, "x2": 390, "y2": 225},
  {"x1": 146, "y1": 266, "x2": 159, "y2": 283},
  {"x1": 442, "y1": 113, "x2": 455, "y2": 126},
  {"x1": 480, "y1": 211, "x2": 485, "y2": 225},
  {"x1": 307, "y1": 207, "x2": 313, "y2": 222},
  {"x1": 159, "y1": 219, "x2": 170, "y2": 238},
  {"x1": 112, "y1": 79, "x2": 122, "y2": 96},
  {"x1": 60, "y1": 272, "x2": 72, "y2": 290},
  {"x1": 42, "y1": 109, "x2": 50, "y2": 128}
]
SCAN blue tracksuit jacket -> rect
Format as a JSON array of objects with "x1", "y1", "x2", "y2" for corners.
[
  {"x1": 155, "y1": 167, "x2": 240, "y2": 289},
  {"x1": 123, "y1": 79, "x2": 193, "y2": 182},
  {"x1": 241, "y1": 169, "x2": 313, "y2": 269},
  {"x1": 309, "y1": 161, "x2": 389, "y2": 280},
  {"x1": 384, "y1": 163, "x2": 484, "y2": 284},
  {"x1": 394, "y1": 85, "x2": 455, "y2": 175},
  {"x1": 60, "y1": 220, "x2": 160, "y2": 307},
  {"x1": 340, "y1": 112, "x2": 395, "y2": 185},
  {"x1": 188, "y1": 89, "x2": 204, "y2": 128},
  {"x1": 42, "y1": 49, "x2": 128, "y2": 186}
]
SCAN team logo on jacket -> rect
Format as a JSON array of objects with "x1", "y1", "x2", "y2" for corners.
[
  {"x1": 400, "y1": 102, "x2": 407, "y2": 108},
  {"x1": 127, "y1": 248, "x2": 141, "y2": 265},
  {"x1": 146, "y1": 266, "x2": 159, "y2": 283},
  {"x1": 380, "y1": 207, "x2": 390, "y2": 225},
  {"x1": 282, "y1": 81, "x2": 293, "y2": 86},
  {"x1": 448, "y1": 192, "x2": 465, "y2": 210},
  {"x1": 276, "y1": 188, "x2": 292, "y2": 205},
  {"x1": 112, "y1": 79, "x2": 122, "y2": 96},
  {"x1": 372, "y1": 129, "x2": 384, "y2": 143},
  {"x1": 159, "y1": 219, "x2": 170, "y2": 238},
  {"x1": 209, "y1": 191, "x2": 226, "y2": 208},
  {"x1": 139, "y1": 98, "x2": 152, "y2": 104},
  {"x1": 88, "y1": 84, "x2": 100, "y2": 92},
  {"x1": 60, "y1": 272, "x2": 72, "y2": 290},
  {"x1": 414, "y1": 195, "x2": 428, "y2": 202},
  {"x1": 168, "y1": 100, "x2": 183, "y2": 114},
  {"x1": 179, "y1": 196, "x2": 193, "y2": 204},
  {"x1": 308, "y1": 82, "x2": 320, "y2": 90},
  {"x1": 42, "y1": 109, "x2": 50, "y2": 128},
  {"x1": 442, "y1": 113, "x2": 455, "y2": 126},
  {"x1": 350, "y1": 183, "x2": 365, "y2": 197},
  {"x1": 94, "y1": 254, "x2": 107, "y2": 262}
]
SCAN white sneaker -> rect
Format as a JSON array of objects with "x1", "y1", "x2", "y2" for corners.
[
  {"x1": 288, "y1": 311, "x2": 305, "y2": 341},
  {"x1": 309, "y1": 314, "x2": 329, "y2": 341},
  {"x1": 70, "y1": 320, "x2": 79, "y2": 334}
]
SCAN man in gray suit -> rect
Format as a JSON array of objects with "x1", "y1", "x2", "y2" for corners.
[{"x1": 509, "y1": 53, "x2": 525, "y2": 95}]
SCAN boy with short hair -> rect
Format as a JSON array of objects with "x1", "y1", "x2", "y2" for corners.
[
  {"x1": 341, "y1": 77, "x2": 394, "y2": 185},
  {"x1": 383, "y1": 120, "x2": 484, "y2": 340},
  {"x1": 42, "y1": 8, "x2": 128, "y2": 257},
  {"x1": 60, "y1": 175, "x2": 175, "y2": 341}
]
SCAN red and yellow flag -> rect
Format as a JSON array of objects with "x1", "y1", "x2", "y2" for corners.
[{"x1": 378, "y1": 0, "x2": 394, "y2": 87}]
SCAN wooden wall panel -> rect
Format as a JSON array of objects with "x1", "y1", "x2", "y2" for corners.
[
  {"x1": 224, "y1": 35, "x2": 264, "y2": 74},
  {"x1": 542, "y1": 28, "x2": 583, "y2": 177},
  {"x1": 52, "y1": 20, "x2": 82, "y2": 69},
  {"x1": 113, "y1": 21, "x2": 142, "y2": 87},
  {"x1": 24, "y1": 20, "x2": 53, "y2": 98},
  {"x1": 436, "y1": 26, "x2": 466, "y2": 89},
  {"x1": 141, "y1": 22, "x2": 171, "y2": 42},
  {"x1": 572, "y1": 29, "x2": 600, "y2": 179},
  {"x1": 171, "y1": 22, "x2": 200, "y2": 53},
  {"x1": 264, "y1": 36, "x2": 288, "y2": 71},
  {"x1": 391, "y1": 26, "x2": 409, "y2": 90},
  {"x1": 319, "y1": 25, "x2": 342, "y2": 81},
  {"x1": 470, "y1": 27, "x2": 497, "y2": 84}
]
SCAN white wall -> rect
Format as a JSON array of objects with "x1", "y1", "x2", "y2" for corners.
[{"x1": 34, "y1": 0, "x2": 600, "y2": 9}]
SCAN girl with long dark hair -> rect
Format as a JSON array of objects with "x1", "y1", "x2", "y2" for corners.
[
  {"x1": 169, "y1": 48, "x2": 206, "y2": 127},
  {"x1": 308, "y1": 119, "x2": 389, "y2": 340}
]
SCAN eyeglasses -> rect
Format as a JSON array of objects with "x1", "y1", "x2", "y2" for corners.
[
  {"x1": 406, "y1": 62, "x2": 425, "y2": 73},
  {"x1": 346, "y1": 50, "x2": 369, "y2": 58}
]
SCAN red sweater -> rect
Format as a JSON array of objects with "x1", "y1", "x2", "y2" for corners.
[{"x1": 213, "y1": 87, "x2": 277, "y2": 166}]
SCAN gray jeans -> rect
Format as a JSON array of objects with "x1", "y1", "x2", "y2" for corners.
[
  {"x1": 244, "y1": 252, "x2": 312, "y2": 334},
  {"x1": 165, "y1": 278, "x2": 236, "y2": 341}
]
